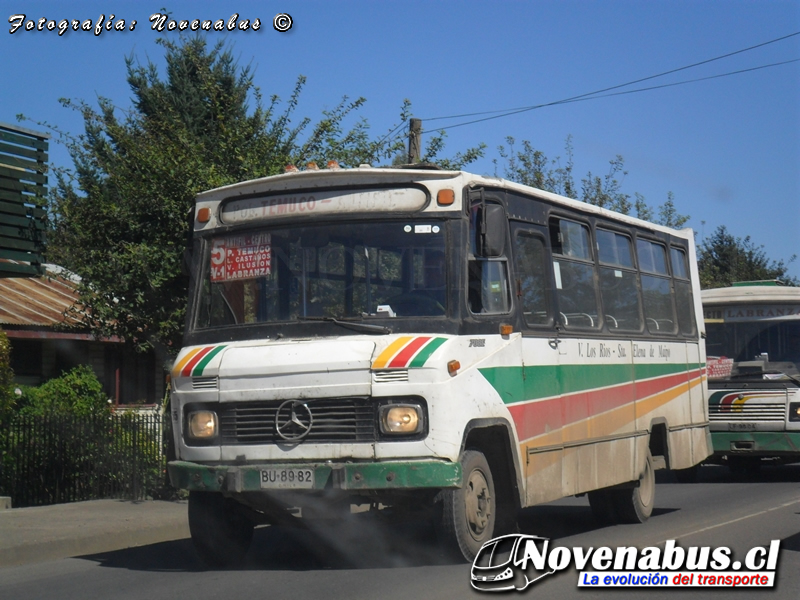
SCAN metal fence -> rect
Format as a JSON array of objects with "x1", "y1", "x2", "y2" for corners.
[{"x1": 0, "y1": 412, "x2": 173, "y2": 507}]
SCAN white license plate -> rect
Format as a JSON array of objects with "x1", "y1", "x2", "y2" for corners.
[
  {"x1": 260, "y1": 468, "x2": 314, "y2": 489},
  {"x1": 728, "y1": 423, "x2": 756, "y2": 431}
]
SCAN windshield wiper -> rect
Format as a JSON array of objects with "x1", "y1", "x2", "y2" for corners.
[
  {"x1": 729, "y1": 369, "x2": 800, "y2": 386},
  {"x1": 296, "y1": 316, "x2": 392, "y2": 335}
]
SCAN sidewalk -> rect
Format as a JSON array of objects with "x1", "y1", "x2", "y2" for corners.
[{"x1": 0, "y1": 499, "x2": 190, "y2": 568}]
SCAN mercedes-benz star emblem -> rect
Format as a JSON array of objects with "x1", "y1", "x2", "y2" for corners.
[{"x1": 275, "y1": 400, "x2": 313, "y2": 441}]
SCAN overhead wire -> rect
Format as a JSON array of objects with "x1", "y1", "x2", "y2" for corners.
[
  {"x1": 428, "y1": 57, "x2": 800, "y2": 133},
  {"x1": 369, "y1": 30, "x2": 800, "y2": 155},
  {"x1": 420, "y1": 30, "x2": 800, "y2": 123}
]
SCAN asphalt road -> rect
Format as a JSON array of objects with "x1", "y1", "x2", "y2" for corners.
[{"x1": 2, "y1": 464, "x2": 800, "y2": 600}]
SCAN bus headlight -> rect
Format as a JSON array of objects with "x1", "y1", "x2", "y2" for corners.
[
  {"x1": 380, "y1": 404, "x2": 423, "y2": 435},
  {"x1": 789, "y1": 403, "x2": 800, "y2": 422},
  {"x1": 188, "y1": 410, "x2": 218, "y2": 439}
]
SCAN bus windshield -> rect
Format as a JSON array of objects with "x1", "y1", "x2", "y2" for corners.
[
  {"x1": 196, "y1": 219, "x2": 448, "y2": 328},
  {"x1": 705, "y1": 319, "x2": 800, "y2": 380}
]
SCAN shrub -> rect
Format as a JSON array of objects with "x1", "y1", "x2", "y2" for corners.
[{"x1": 18, "y1": 365, "x2": 110, "y2": 417}]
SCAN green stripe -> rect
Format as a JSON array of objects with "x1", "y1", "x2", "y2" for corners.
[
  {"x1": 192, "y1": 345, "x2": 227, "y2": 376},
  {"x1": 408, "y1": 337, "x2": 447, "y2": 368},
  {"x1": 479, "y1": 362, "x2": 703, "y2": 405}
]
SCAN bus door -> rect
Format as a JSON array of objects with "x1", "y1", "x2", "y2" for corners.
[{"x1": 510, "y1": 221, "x2": 564, "y2": 505}]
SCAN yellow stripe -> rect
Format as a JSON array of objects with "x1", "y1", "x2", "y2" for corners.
[
  {"x1": 519, "y1": 376, "x2": 704, "y2": 460},
  {"x1": 372, "y1": 336, "x2": 413, "y2": 369},
  {"x1": 171, "y1": 347, "x2": 204, "y2": 377}
]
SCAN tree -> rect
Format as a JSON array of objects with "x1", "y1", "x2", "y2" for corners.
[
  {"x1": 697, "y1": 225, "x2": 798, "y2": 289},
  {"x1": 496, "y1": 136, "x2": 689, "y2": 228},
  {"x1": 44, "y1": 37, "x2": 428, "y2": 357}
]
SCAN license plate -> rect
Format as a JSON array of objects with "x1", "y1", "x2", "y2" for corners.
[
  {"x1": 260, "y1": 468, "x2": 314, "y2": 489},
  {"x1": 728, "y1": 423, "x2": 756, "y2": 431}
]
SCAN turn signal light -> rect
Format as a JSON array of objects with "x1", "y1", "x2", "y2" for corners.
[
  {"x1": 447, "y1": 360, "x2": 461, "y2": 376},
  {"x1": 196, "y1": 207, "x2": 211, "y2": 223},
  {"x1": 437, "y1": 189, "x2": 455, "y2": 206},
  {"x1": 500, "y1": 324, "x2": 513, "y2": 336}
]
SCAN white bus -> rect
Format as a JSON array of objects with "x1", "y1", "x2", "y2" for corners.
[
  {"x1": 702, "y1": 281, "x2": 800, "y2": 474},
  {"x1": 167, "y1": 164, "x2": 711, "y2": 565}
]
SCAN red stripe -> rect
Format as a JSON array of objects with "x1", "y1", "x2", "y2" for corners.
[
  {"x1": 181, "y1": 346, "x2": 212, "y2": 377},
  {"x1": 388, "y1": 337, "x2": 431, "y2": 368},
  {"x1": 509, "y1": 369, "x2": 704, "y2": 442}
]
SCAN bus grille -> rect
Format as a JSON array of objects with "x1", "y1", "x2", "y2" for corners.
[
  {"x1": 218, "y1": 398, "x2": 377, "y2": 444},
  {"x1": 709, "y1": 403, "x2": 786, "y2": 422}
]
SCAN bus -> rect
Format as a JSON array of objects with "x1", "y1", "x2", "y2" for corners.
[
  {"x1": 167, "y1": 164, "x2": 711, "y2": 565},
  {"x1": 702, "y1": 281, "x2": 800, "y2": 474}
]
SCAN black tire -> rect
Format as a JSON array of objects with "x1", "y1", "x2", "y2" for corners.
[
  {"x1": 613, "y1": 450, "x2": 656, "y2": 524},
  {"x1": 588, "y1": 489, "x2": 617, "y2": 525},
  {"x1": 188, "y1": 491, "x2": 254, "y2": 567},
  {"x1": 436, "y1": 450, "x2": 496, "y2": 562}
]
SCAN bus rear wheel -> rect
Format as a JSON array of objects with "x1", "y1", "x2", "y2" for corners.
[
  {"x1": 436, "y1": 450, "x2": 496, "y2": 562},
  {"x1": 188, "y1": 491, "x2": 254, "y2": 567},
  {"x1": 613, "y1": 450, "x2": 655, "y2": 523}
]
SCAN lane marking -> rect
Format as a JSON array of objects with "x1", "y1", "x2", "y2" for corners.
[{"x1": 660, "y1": 498, "x2": 800, "y2": 544}]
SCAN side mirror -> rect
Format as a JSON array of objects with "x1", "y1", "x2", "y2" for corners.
[{"x1": 479, "y1": 204, "x2": 506, "y2": 257}]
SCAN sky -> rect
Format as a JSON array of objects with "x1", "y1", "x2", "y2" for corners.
[{"x1": 2, "y1": 0, "x2": 799, "y2": 279}]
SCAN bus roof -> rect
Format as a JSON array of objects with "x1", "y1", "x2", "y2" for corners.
[
  {"x1": 194, "y1": 166, "x2": 695, "y2": 241},
  {"x1": 702, "y1": 283, "x2": 800, "y2": 305}
]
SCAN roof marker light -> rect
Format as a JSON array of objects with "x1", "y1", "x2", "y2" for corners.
[
  {"x1": 326, "y1": 160, "x2": 341, "y2": 170},
  {"x1": 307, "y1": 162, "x2": 319, "y2": 171},
  {"x1": 285, "y1": 164, "x2": 299, "y2": 173},
  {"x1": 437, "y1": 189, "x2": 455, "y2": 206}
]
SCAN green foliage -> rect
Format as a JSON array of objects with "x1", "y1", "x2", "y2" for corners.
[
  {"x1": 697, "y1": 225, "x2": 798, "y2": 289},
  {"x1": 496, "y1": 136, "x2": 689, "y2": 228},
  {"x1": 17, "y1": 365, "x2": 110, "y2": 417},
  {"x1": 0, "y1": 330, "x2": 14, "y2": 416}
]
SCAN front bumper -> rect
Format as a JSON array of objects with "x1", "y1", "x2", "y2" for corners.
[
  {"x1": 710, "y1": 431, "x2": 800, "y2": 458},
  {"x1": 168, "y1": 459, "x2": 462, "y2": 492}
]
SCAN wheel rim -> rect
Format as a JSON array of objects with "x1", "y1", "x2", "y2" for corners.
[
  {"x1": 639, "y1": 457, "x2": 655, "y2": 508},
  {"x1": 465, "y1": 468, "x2": 492, "y2": 541}
]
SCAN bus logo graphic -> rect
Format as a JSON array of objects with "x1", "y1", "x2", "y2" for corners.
[
  {"x1": 275, "y1": 400, "x2": 314, "y2": 441},
  {"x1": 471, "y1": 534, "x2": 555, "y2": 592}
]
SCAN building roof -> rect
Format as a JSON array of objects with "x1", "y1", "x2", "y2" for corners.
[{"x1": 0, "y1": 260, "x2": 83, "y2": 328}]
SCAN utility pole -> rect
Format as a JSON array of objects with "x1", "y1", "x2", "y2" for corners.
[{"x1": 407, "y1": 118, "x2": 421, "y2": 164}]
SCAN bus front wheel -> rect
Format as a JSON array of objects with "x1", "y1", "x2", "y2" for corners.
[
  {"x1": 436, "y1": 450, "x2": 496, "y2": 561},
  {"x1": 188, "y1": 491, "x2": 254, "y2": 567}
]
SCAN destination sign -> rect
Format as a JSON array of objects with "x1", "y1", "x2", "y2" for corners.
[
  {"x1": 220, "y1": 187, "x2": 428, "y2": 224},
  {"x1": 210, "y1": 233, "x2": 271, "y2": 282}
]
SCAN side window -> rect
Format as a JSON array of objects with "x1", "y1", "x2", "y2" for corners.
[
  {"x1": 550, "y1": 217, "x2": 599, "y2": 329},
  {"x1": 637, "y1": 239, "x2": 676, "y2": 334},
  {"x1": 671, "y1": 246, "x2": 696, "y2": 336},
  {"x1": 513, "y1": 231, "x2": 550, "y2": 326},
  {"x1": 468, "y1": 201, "x2": 511, "y2": 315},
  {"x1": 597, "y1": 229, "x2": 642, "y2": 331}
]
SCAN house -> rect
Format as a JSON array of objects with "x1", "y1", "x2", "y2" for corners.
[{"x1": 0, "y1": 261, "x2": 165, "y2": 405}]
